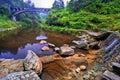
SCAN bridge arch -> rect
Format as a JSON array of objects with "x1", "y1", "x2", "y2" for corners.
[{"x1": 10, "y1": 6, "x2": 51, "y2": 21}]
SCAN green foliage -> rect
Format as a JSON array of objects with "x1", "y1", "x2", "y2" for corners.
[
  {"x1": 0, "y1": 15, "x2": 21, "y2": 28},
  {"x1": 46, "y1": 9, "x2": 120, "y2": 31},
  {"x1": 45, "y1": 0, "x2": 120, "y2": 31},
  {"x1": 46, "y1": 9, "x2": 69, "y2": 26},
  {"x1": 0, "y1": 0, "x2": 41, "y2": 28},
  {"x1": 52, "y1": 0, "x2": 64, "y2": 10},
  {"x1": 67, "y1": 0, "x2": 120, "y2": 14}
]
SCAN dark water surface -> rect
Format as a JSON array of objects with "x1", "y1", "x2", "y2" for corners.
[{"x1": 0, "y1": 27, "x2": 74, "y2": 59}]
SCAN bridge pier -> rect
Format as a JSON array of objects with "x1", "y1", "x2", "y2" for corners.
[{"x1": 11, "y1": 16, "x2": 16, "y2": 21}]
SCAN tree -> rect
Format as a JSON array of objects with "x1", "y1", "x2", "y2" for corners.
[{"x1": 52, "y1": 0, "x2": 64, "y2": 10}]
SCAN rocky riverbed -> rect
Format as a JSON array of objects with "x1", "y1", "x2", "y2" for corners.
[{"x1": 0, "y1": 30, "x2": 120, "y2": 80}]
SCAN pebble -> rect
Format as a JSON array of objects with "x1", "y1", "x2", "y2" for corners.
[
  {"x1": 21, "y1": 76, "x2": 25, "y2": 79},
  {"x1": 25, "y1": 74, "x2": 29, "y2": 77},
  {"x1": 80, "y1": 65, "x2": 87, "y2": 70},
  {"x1": 75, "y1": 67, "x2": 81, "y2": 73},
  {"x1": 30, "y1": 72, "x2": 35, "y2": 76},
  {"x1": 80, "y1": 54, "x2": 86, "y2": 57}
]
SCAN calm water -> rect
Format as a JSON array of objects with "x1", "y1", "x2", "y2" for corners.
[{"x1": 0, "y1": 27, "x2": 74, "y2": 59}]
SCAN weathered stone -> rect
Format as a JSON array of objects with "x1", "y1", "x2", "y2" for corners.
[
  {"x1": 76, "y1": 35, "x2": 86, "y2": 39},
  {"x1": 82, "y1": 30, "x2": 112, "y2": 40},
  {"x1": 70, "y1": 46, "x2": 76, "y2": 49},
  {"x1": 48, "y1": 43, "x2": 56, "y2": 48},
  {"x1": 112, "y1": 62, "x2": 120, "y2": 75},
  {"x1": 64, "y1": 56, "x2": 88, "y2": 66},
  {"x1": 88, "y1": 41, "x2": 99, "y2": 49},
  {"x1": 80, "y1": 65, "x2": 87, "y2": 71},
  {"x1": 54, "y1": 47, "x2": 60, "y2": 53},
  {"x1": 0, "y1": 59, "x2": 24, "y2": 76},
  {"x1": 41, "y1": 46, "x2": 50, "y2": 51},
  {"x1": 39, "y1": 54, "x2": 62, "y2": 63},
  {"x1": 0, "y1": 70, "x2": 41, "y2": 80},
  {"x1": 40, "y1": 40, "x2": 47, "y2": 44},
  {"x1": 72, "y1": 40, "x2": 88, "y2": 49},
  {"x1": 24, "y1": 50, "x2": 42, "y2": 74},
  {"x1": 83, "y1": 74, "x2": 90, "y2": 80},
  {"x1": 79, "y1": 54, "x2": 86, "y2": 57},
  {"x1": 75, "y1": 67, "x2": 80, "y2": 73},
  {"x1": 102, "y1": 70, "x2": 120, "y2": 80},
  {"x1": 0, "y1": 68, "x2": 8, "y2": 78},
  {"x1": 60, "y1": 46, "x2": 74, "y2": 56}
]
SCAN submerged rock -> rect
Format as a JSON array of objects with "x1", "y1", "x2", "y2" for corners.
[
  {"x1": 36, "y1": 33, "x2": 48, "y2": 40},
  {"x1": 24, "y1": 50, "x2": 42, "y2": 74},
  {"x1": 60, "y1": 46, "x2": 74, "y2": 56},
  {"x1": 0, "y1": 70, "x2": 41, "y2": 80}
]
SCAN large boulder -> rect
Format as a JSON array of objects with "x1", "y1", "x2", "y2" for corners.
[
  {"x1": 0, "y1": 70, "x2": 41, "y2": 80},
  {"x1": 72, "y1": 40, "x2": 88, "y2": 49},
  {"x1": 60, "y1": 46, "x2": 74, "y2": 56},
  {"x1": 24, "y1": 50, "x2": 42, "y2": 74},
  {"x1": 0, "y1": 68, "x2": 8, "y2": 78},
  {"x1": 0, "y1": 59, "x2": 24, "y2": 78}
]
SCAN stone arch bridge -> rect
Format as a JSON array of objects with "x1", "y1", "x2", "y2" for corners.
[{"x1": 9, "y1": 5, "x2": 51, "y2": 21}]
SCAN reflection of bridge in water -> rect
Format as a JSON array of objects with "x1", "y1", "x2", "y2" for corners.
[{"x1": 9, "y1": 5, "x2": 51, "y2": 21}]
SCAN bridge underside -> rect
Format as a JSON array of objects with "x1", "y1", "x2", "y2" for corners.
[{"x1": 9, "y1": 6, "x2": 51, "y2": 21}]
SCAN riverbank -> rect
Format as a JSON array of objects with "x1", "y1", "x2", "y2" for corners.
[
  {"x1": 42, "y1": 24, "x2": 120, "y2": 37},
  {"x1": 0, "y1": 26, "x2": 120, "y2": 80},
  {"x1": 0, "y1": 30, "x2": 120, "y2": 80},
  {"x1": 0, "y1": 26, "x2": 21, "y2": 32}
]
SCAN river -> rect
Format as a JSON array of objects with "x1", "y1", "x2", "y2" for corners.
[{"x1": 0, "y1": 27, "x2": 74, "y2": 59}]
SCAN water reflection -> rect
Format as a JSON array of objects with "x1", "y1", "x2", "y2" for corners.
[
  {"x1": 0, "y1": 27, "x2": 74, "y2": 59},
  {"x1": 0, "y1": 42, "x2": 53, "y2": 59}
]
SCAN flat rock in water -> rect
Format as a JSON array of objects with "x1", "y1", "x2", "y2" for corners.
[
  {"x1": 24, "y1": 50, "x2": 42, "y2": 74},
  {"x1": 60, "y1": 46, "x2": 74, "y2": 56},
  {"x1": 36, "y1": 33, "x2": 48, "y2": 40},
  {"x1": 41, "y1": 46, "x2": 50, "y2": 51},
  {"x1": 0, "y1": 70, "x2": 41, "y2": 80},
  {"x1": 40, "y1": 40, "x2": 47, "y2": 44}
]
